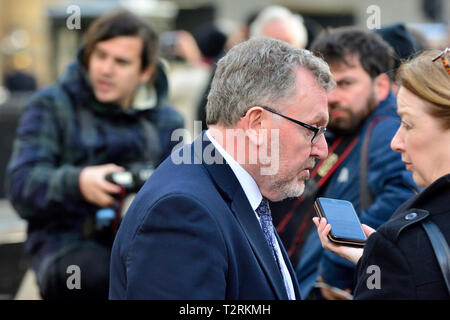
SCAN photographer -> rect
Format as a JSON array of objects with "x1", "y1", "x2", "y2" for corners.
[{"x1": 5, "y1": 9, "x2": 184, "y2": 299}]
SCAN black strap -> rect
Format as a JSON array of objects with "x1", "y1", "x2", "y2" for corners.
[
  {"x1": 359, "y1": 122, "x2": 373, "y2": 211},
  {"x1": 422, "y1": 220, "x2": 450, "y2": 295},
  {"x1": 359, "y1": 117, "x2": 390, "y2": 211}
]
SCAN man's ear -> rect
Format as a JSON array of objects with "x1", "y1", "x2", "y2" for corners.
[
  {"x1": 374, "y1": 73, "x2": 390, "y2": 102},
  {"x1": 139, "y1": 64, "x2": 155, "y2": 83},
  {"x1": 245, "y1": 108, "x2": 264, "y2": 130},
  {"x1": 244, "y1": 107, "x2": 267, "y2": 146}
]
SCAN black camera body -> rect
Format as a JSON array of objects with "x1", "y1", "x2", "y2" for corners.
[
  {"x1": 87, "y1": 166, "x2": 154, "y2": 244},
  {"x1": 105, "y1": 167, "x2": 154, "y2": 194}
]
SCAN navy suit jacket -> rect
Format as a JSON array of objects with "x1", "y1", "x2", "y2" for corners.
[{"x1": 109, "y1": 132, "x2": 301, "y2": 299}]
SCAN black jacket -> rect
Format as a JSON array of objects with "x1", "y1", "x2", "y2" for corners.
[{"x1": 353, "y1": 173, "x2": 450, "y2": 299}]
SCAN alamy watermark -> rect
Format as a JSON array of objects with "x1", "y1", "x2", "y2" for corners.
[
  {"x1": 66, "y1": 265, "x2": 81, "y2": 290},
  {"x1": 66, "y1": 5, "x2": 81, "y2": 30},
  {"x1": 366, "y1": 5, "x2": 381, "y2": 30},
  {"x1": 170, "y1": 121, "x2": 280, "y2": 175},
  {"x1": 366, "y1": 264, "x2": 381, "y2": 290}
]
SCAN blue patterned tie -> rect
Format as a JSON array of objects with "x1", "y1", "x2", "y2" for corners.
[
  {"x1": 256, "y1": 198, "x2": 292, "y2": 298},
  {"x1": 256, "y1": 198, "x2": 280, "y2": 266}
]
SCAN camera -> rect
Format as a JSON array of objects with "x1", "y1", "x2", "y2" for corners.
[{"x1": 105, "y1": 166, "x2": 154, "y2": 193}]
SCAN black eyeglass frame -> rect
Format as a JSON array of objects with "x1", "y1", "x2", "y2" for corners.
[{"x1": 243, "y1": 106, "x2": 326, "y2": 144}]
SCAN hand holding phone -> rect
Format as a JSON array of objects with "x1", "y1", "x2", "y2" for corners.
[
  {"x1": 312, "y1": 198, "x2": 376, "y2": 264},
  {"x1": 314, "y1": 197, "x2": 367, "y2": 247}
]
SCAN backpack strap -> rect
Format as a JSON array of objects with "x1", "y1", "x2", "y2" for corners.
[
  {"x1": 422, "y1": 220, "x2": 450, "y2": 295},
  {"x1": 359, "y1": 116, "x2": 390, "y2": 211}
]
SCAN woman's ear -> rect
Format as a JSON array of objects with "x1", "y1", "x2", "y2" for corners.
[{"x1": 374, "y1": 73, "x2": 391, "y2": 102}]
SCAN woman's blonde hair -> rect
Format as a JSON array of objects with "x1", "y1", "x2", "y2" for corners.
[{"x1": 396, "y1": 50, "x2": 450, "y2": 129}]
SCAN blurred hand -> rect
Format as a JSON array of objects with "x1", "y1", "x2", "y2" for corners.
[
  {"x1": 79, "y1": 164, "x2": 125, "y2": 208},
  {"x1": 312, "y1": 217, "x2": 376, "y2": 265},
  {"x1": 174, "y1": 30, "x2": 203, "y2": 65},
  {"x1": 316, "y1": 276, "x2": 353, "y2": 300}
]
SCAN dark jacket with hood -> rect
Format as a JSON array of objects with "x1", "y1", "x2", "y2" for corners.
[{"x1": 5, "y1": 52, "x2": 184, "y2": 271}]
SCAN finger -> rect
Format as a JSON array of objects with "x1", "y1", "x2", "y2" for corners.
[
  {"x1": 321, "y1": 224, "x2": 338, "y2": 251},
  {"x1": 321, "y1": 224, "x2": 333, "y2": 245},
  {"x1": 361, "y1": 224, "x2": 376, "y2": 237},
  {"x1": 102, "y1": 164, "x2": 125, "y2": 173},
  {"x1": 312, "y1": 217, "x2": 320, "y2": 227},
  {"x1": 98, "y1": 179, "x2": 122, "y2": 194},
  {"x1": 322, "y1": 223, "x2": 332, "y2": 237},
  {"x1": 318, "y1": 217, "x2": 328, "y2": 233},
  {"x1": 315, "y1": 218, "x2": 326, "y2": 236},
  {"x1": 95, "y1": 192, "x2": 116, "y2": 208}
]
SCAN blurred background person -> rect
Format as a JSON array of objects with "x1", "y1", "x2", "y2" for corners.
[
  {"x1": 0, "y1": 27, "x2": 37, "y2": 93},
  {"x1": 194, "y1": 11, "x2": 259, "y2": 131},
  {"x1": 249, "y1": 5, "x2": 308, "y2": 48},
  {"x1": 195, "y1": 5, "x2": 310, "y2": 130},
  {"x1": 314, "y1": 49, "x2": 450, "y2": 299},
  {"x1": 160, "y1": 27, "x2": 221, "y2": 139},
  {"x1": 406, "y1": 26, "x2": 432, "y2": 51},
  {"x1": 3, "y1": 54, "x2": 37, "y2": 93},
  {"x1": 374, "y1": 23, "x2": 420, "y2": 95},
  {"x1": 4, "y1": 9, "x2": 184, "y2": 300}
]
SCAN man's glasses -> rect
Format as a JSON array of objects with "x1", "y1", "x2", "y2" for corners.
[
  {"x1": 244, "y1": 106, "x2": 326, "y2": 144},
  {"x1": 432, "y1": 48, "x2": 450, "y2": 75}
]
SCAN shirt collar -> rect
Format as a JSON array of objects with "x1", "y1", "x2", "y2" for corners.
[{"x1": 206, "y1": 130, "x2": 262, "y2": 211}]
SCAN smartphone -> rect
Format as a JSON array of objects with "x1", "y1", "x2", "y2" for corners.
[{"x1": 314, "y1": 197, "x2": 367, "y2": 247}]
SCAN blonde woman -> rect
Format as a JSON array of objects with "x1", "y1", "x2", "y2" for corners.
[{"x1": 314, "y1": 49, "x2": 450, "y2": 299}]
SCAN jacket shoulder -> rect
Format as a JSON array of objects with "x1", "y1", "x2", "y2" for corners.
[
  {"x1": 150, "y1": 105, "x2": 185, "y2": 130},
  {"x1": 15, "y1": 84, "x2": 75, "y2": 138},
  {"x1": 377, "y1": 207, "x2": 429, "y2": 242},
  {"x1": 24, "y1": 84, "x2": 74, "y2": 114}
]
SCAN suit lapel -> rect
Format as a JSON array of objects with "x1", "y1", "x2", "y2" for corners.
[
  {"x1": 194, "y1": 132, "x2": 288, "y2": 299},
  {"x1": 230, "y1": 191, "x2": 288, "y2": 299}
]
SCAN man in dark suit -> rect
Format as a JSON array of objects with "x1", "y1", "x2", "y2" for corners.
[{"x1": 109, "y1": 38, "x2": 335, "y2": 299}]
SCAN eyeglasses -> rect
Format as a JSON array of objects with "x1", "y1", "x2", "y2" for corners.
[
  {"x1": 432, "y1": 48, "x2": 450, "y2": 75},
  {"x1": 244, "y1": 106, "x2": 326, "y2": 144}
]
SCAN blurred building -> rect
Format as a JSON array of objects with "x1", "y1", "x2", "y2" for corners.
[{"x1": 0, "y1": 0, "x2": 179, "y2": 88}]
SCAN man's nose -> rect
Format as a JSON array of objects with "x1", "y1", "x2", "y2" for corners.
[{"x1": 311, "y1": 134, "x2": 328, "y2": 160}]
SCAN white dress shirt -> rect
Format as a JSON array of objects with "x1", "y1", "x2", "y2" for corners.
[{"x1": 206, "y1": 130, "x2": 296, "y2": 300}]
